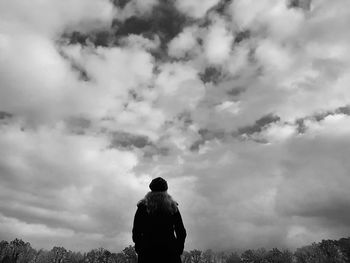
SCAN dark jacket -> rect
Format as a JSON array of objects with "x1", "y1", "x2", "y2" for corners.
[{"x1": 132, "y1": 202, "x2": 187, "y2": 263}]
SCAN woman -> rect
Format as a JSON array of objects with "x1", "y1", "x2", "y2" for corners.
[{"x1": 132, "y1": 177, "x2": 187, "y2": 263}]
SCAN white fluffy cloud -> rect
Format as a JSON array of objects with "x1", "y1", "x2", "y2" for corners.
[
  {"x1": 155, "y1": 62, "x2": 205, "y2": 118},
  {"x1": 168, "y1": 26, "x2": 199, "y2": 58},
  {"x1": 61, "y1": 44, "x2": 155, "y2": 117},
  {"x1": 231, "y1": 0, "x2": 304, "y2": 40},
  {"x1": 0, "y1": 0, "x2": 117, "y2": 125},
  {"x1": 0, "y1": 0, "x2": 115, "y2": 36},
  {"x1": 203, "y1": 18, "x2": 234, "y2": 65},
  {"x1": 0, "y1": 33, "x2": 85, "y2": 124},
  {"x1": 193, "y1": 0, "x2": 350, "y2": 131}
]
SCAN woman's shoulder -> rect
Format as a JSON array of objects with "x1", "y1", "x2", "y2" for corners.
[{"x1": 137, "y1": 199, "x2": 147, "y2": 208}]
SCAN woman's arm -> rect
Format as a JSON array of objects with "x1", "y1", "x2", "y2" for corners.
[
  {"x1": 132, "y1": 206, "x2": 145, "y2": 254},
  {"x1": 174, "y1": 210, "x2": 187, "y2": 255}
]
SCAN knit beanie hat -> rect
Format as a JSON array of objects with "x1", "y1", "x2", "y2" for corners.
[{"x1": 149, "y1": 177, "x2": 168, "y2": 192}]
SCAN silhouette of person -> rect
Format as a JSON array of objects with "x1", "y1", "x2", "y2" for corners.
[{"x1": 132, "y1": 177, "x2": 187, "y2": 263}]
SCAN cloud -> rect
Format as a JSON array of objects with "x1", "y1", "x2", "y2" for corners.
[
  {"x1": 191, "y1": 0, "x2": 350, "y2": 133},
  {"x1": 255, "y1": 39, "x2": 294, "y2": 72},
  {"x1": 0, "y1": 32, "x2": 160, "y2": 128},
  {"x1": 113, "y1": 0, "x2": 188, "y2": 49},
  {"x1": 155, "y1": 62, "x2": 205, "y2": 118},
  {"x1": 231, "y1": 0, "x2": 304, "y2": 40},
  {"x1": 175, "y1": 0, "x2": 220, "y2": 18},
  {"x1": 203, "y1": 17, "x2": 234, "y2": 65},
  {"x1": 137, "y1": 114, "x2": 350, "y2": 250},
  {"x1": 0, "y1": 33, "x2": 82, "y2": 124},
  {"x1": 0, "y1": 0, "x2": 115, "y2": 36},
  {"x1": 1, "y1": 0, "x2": 350, "y2": 253},
  {"x1": 0, "y1": 123, "x2": 146, "y2": 251},
  {"x1": 168, "y1": 26, "x2": 199, "y2": 59},
  {"x1": 121, "y1": 0, "x2": 159, "y2": 17},
  {"x1": 274, "y1": 115, "x2": 350, "y2": 245},
  {"x1": 137, "y1": 136, "x2": 285, "y2": 250}
]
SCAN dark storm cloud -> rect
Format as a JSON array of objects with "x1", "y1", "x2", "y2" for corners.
[
  {"x1": 311, "y1": 105, "x2": 350, "y2": 122},
  {"x1": 62, "y1": 0, "x2": 190, "y2": 52},
  {"x1": 190, "y1": 114, "x2": 280, "y2": 151},
  {"x1": 110, "y1": 131, "x2": 151, "y2": 148},
  {"x1": 109, "y1": 131, "x2": 170, "y2": 157},
  {"x1": 227, "y1": 86, "x2": 246, "y2": 97},
  {"x1": 234, "y1": 30, "x2": 251, "y2": 44},
  {"x1": 237, "y1": 114, "x2": 281, "y2": 135},
  {"x1": 0, "y1": 112, "x2": 12, "y2": 120},
  {"x1": 199, "y1": 67, "x2": 224, "y2": 84},
  {"x1": 111, "y1": 0, "x2": 130, "y2": 9},
  {"x1": 289, "y1": 0, "x2": 311, "y2": 10},
  {"x1": 293, "y1": 105, "x2": 350, "y2": 134},
  {"x1": 213, "y1": 0, "x2": 233, "y2": 16},
  {"x1": 119, "y1": 1, "x2": 190, "y2": 47}
]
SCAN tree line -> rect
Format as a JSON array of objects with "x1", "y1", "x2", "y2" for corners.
[{"x1": 0, "y1": 236, "x2": 349, "y2": 263}]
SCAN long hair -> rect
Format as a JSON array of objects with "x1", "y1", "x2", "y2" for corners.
[{"x1": 139, "y1": 191, "x2": 178, "y2": 215}]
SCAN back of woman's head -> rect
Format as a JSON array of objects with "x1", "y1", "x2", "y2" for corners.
[{"x1": 139, "y1": 191, "x2": 178, "y2": 215}]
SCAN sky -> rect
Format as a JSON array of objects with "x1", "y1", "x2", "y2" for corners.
[{"x1": 1, "y1": 0, "x2": 350, "y2": 253}]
